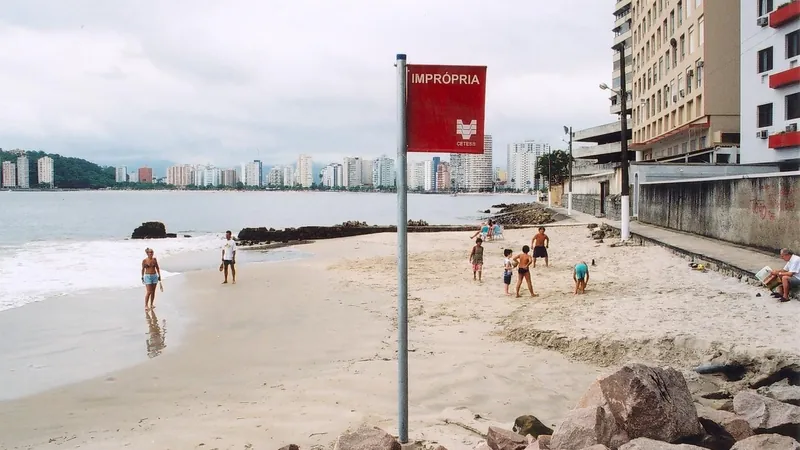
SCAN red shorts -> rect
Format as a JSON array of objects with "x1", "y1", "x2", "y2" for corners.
[{"x1": 472, "y1": 263, "x2": 483, "y2": 272}]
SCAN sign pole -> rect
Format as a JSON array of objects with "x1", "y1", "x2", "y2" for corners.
[{"x1": 395, "y1": 53, "x2": 409, "y2": 444}]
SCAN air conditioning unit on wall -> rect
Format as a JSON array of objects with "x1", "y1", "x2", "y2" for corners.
[
  {"x1": 757, "y1": 17, "x2": 769, "y2": 26},
  {"x1": 756, "y1": 130, "x2": 768, "y2": 139},
  {"x1": 788, "y1": 123, "x2": 798, "y2": 132}
]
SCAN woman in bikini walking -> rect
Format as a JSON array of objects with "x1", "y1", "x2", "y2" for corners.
[
  {"x1": 141, "y1": 248, "x2": 161, "y2": 311},
  {"x1": 513, "y1": 245, "x2": 537, "y2": 298}
]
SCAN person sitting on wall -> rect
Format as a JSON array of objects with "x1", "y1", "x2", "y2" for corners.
[{"x1": 763, "y1": 248, "x2": 800, "y2": 302}]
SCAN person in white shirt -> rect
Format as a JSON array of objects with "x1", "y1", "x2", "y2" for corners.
[
  {"x1": 221, "y1": 230, "x2": 237, "y2": 284},
  {"x1": 765, "y1": 248, "x2": 800, "y2": 302}
]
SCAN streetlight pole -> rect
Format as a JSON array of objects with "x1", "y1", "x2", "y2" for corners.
[
  {"x1": 547, "y1": 147, "x2": 552, "y2": 208},
  {"x1": 616, "y1": 43, "x2": 630, "y2": 242},
  {"x1": 564, "y1": 126, "x2": 573, "y2": 216}
]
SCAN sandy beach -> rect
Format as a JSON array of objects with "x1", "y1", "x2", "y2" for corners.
[{"x1": 1, "y1": 222, "x2": 799, "y2": 449}]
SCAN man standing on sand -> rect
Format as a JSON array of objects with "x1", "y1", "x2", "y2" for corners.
[{"x1": 222, "y1": 230, "x2": 237, "y2": 284}]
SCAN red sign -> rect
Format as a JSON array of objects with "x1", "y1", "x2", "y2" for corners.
[{"x1": 406, "y1": 64, "x2": 487, "y2": 154}]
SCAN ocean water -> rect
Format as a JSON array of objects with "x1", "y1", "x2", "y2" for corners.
[{"x1": 0, "y1": 190, "x2": 525, "y2": 311}]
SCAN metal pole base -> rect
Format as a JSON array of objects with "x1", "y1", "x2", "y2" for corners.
[
  {"x1": 620, "y1": 195, "x2": 630, "y2": 241},
  {"x1": 567, "y1": 192, "x2": 573, "y2": 216}
]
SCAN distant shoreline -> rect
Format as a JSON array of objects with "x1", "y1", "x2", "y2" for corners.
[{"x1": 2, "y1": 187, "x2": 526, "y2": 195}]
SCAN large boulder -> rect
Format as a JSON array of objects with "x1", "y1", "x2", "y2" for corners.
[
  {"x1": 597, "y1": 364, "x2": 703, "y2": 443},
  {"x1": 524, "y1": 435, "x2": 551, "y2": 449},
  {"x1": 733, "y1": 390, "x2": 800, "y2": 436},
  {"x1": 487, "y1": 426, "x2": 528, "y2": 450},
  {"x1": 757, "y1": 384, "x2": 800, "y2": 407},
  {"x1": 333, "y1": 426, "x2": 400, "y2": 450},
  {"x1": 131, "y1": 221, "x2": 167, "y2": 239},
  {"x1": 550, "y1": 406, "x2": 619, "y2": 449},
  {"x1": 731, "y1": 434, "x2": 800, "y2": 450},
  {"x1": 619, "y1": 438, "x2": 706, "y2": 449}
]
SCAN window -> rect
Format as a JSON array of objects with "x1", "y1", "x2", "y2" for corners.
[
  {"x1": 670, "y1": 10, "x2": 675, "y2": 35},
  {"x1": 680, "y1": 35, "x2": 686, "y2": 60},
  {"x1": 663, "y1": 19, "x2": 668, "y2": 42},
  {"x1": 757, "y1": 103, "x2": 773, "y2": 128},
  {"x1": 659, "y1": 56, "x2": 664, "y2": 78},
  {"x1": 696, "y1": 59, "x2": 703, "y2": 88},
  {"x1": 698, "y1": 16, "x2": 704, "y2": 46},
  {"x1": 666, "y1": 50, "x2": 671, "y2": 69},
  {"x1": 687, "y1": 68, "x2": 693, "y2": 94},
  {"x1": 758, "y1": 0, "x2": 773, "y2": 16},
  {"x1": 678, "y1": 1, "x2": 683, "y2": 25},
  {"x1": 678, "y1": 73, "x2": 684, "y2": 96},
  {"x1": 788, "y1": 30, "x2": 800, "y2": 59},
  {"x1": 788, "y1": 93, "x2": 800, "y2": 120},
  {"x1": 673, "y1": 47, "x2": 678, "y2": 66},
  {"x1": 689, "y1": 26, "x2": 695, "y2": 54},
  {"x1": 758, "y1": 47, "x2": 773, "y2": 73},
  {"x1": 699, "y1": 135, "x2": 706, "y2": 149}
]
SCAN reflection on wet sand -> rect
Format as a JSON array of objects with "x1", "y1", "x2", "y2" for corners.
[{"x1": 145, "y1": 310, "x2": 166, "y2": 358}]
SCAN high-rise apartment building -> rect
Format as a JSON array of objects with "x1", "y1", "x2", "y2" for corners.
[
  {"x1": 267, "y1": 166, "x2": 284, "y2": 186},
  {"x1": 494, "y1": 167, "x2": 507, "y2": 183},
  {"x1": 129, "y1": 171, "x2": 139, "y2": 183},
  {"x1": 2, "y1": 161, "x2": 16, "y2": 188},
  {"x1": 507, "y1": 141, "x2": 550, "y2": 190},
  {"x1": 739, "y1": 0, "x2": 800, "y2": 164},
  {"x1": 282, "y1": 166, "x2": 295, "y2": 187},
  {"x1": 16, "y1": 155, "x2": 30, "y2": 188},
  {"x1": 460, "y1": 134, "x2": 493, "y2": 191},
  {"x1": 436, "y1": 161, "x2": 452, "y2": 191},
  {"x1": 372, "y1": 156, "x2": 395, "y2": 188},
  {"x1": 115, "y1": 166, "x2": 128, "y2": 183},
  {"x1": 321, "y1": 163, "x2": 344, "y2": 187},
  {"x1": 297, "y1": 154, "x2": 314, "y2": 187},
  {"x1": 449, "y1": 154, "x2": 465, "y2": 190},
  {"x1": 361, "y1": 158, "x2": 374, "y2": 186},
  {"x1": 37, "y1": 156, "x2": 54, "y2": 187},
  {"x1": 138, "y1": 167, "x2": 153, "y2": 183},
  {"x1": 408, "y1": 161, "x2": 426, "y2": 191},
  {"x1": 342, "y1": 157, "x2": 363, "y2": 187},
  {"x1": 630, "y1": 0, "x2": 741, "y2": 161},
  {"x1": 221, "y1": 169, "x2": 238, "y2": 187},
  {"x1": 203, "y1": 167, "x2": 222, "y2": 187},
  {"x1": 167, "y1": 164, "x2": 193, "y2": 187},
  {"x1": 423, "y1": 159, "x2": 435, "y2": 191},
  {"x1": 243, "y1": 160, "x2": 263, "y2": 187}
]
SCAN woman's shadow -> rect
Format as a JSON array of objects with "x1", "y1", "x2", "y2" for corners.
[{"x1": 145, "y1": 309, "x2": 167, "y2": 358}]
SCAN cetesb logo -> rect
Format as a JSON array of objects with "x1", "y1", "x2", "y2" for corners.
[{"x1": 456, "y1": 119, "x2": 477, "y2": 140}]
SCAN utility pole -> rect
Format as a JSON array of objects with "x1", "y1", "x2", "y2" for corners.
[
  {"x1": 564, "y1": 126, "x2": 573, "y2": 215},
  {"x1": 616, "y1": 42, "x2": 631, "y2": 241},
  {"x1": 547, "y1": 147, "x2": 552, "y2": 208}
]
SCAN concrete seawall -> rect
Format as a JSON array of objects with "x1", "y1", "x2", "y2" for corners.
[{"x1": 639, "y1": 173, "x2": 800, "y2": 253}]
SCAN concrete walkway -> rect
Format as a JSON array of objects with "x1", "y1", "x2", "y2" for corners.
[{"x1": 544, "y1": 205, "x2": 785, "y2": 279}]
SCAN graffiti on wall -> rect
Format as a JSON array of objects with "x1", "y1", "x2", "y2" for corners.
[{"x1": 750, "y1": 183, "x2": 795, "y2": 221}]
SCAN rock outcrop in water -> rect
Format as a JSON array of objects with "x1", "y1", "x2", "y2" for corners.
[
  {"x1": 131, "y1": 221, "x2": 168, "y2": 239},
  {"x1": 236, "y1": 221, "x2": 530, "y2": 245},
  {"x1": 491, "y1": 203, "x2": 554, "y2": 225}
]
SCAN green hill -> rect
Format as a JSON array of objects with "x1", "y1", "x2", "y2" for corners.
[{"x1": 0, "y1": 149, "x2": 115, "y2": 189}]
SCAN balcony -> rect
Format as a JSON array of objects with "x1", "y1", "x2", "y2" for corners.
[
  {"x1": 574, "y1": 121, "x2": 623, "y2": 142},
  {"x1": 574, "y1": 141, "x2": 632, "y2": 159},
  {"x1": 769, "y1": 66, "x2": 800, "y2": 89},
  {"x1": 614, "y1": 0, "x2": 632, "y2": 15},
  {"x1": 613, "y1": 30, "x2": 632, "y2": 48},
  {"x1": 769, "y1": 130, "x2": 800, "y2": 149},
  {"x1": 770, "y1": 1, "x2": 799, "y2": 28},
  {"x1": 614, "y1": 12, "x2": 631, "y2": 29}
]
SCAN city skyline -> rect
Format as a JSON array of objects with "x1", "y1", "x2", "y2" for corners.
[{"x1": 0, "y1": 1, "x2": 613, "y2": 168}]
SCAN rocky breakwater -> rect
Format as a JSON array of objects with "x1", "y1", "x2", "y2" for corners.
[
  {"x1": 491, "y1": 203, "x2": 555, "y2": 225},
  {"x1": 237, "y1": 220, "x2": 531, "y2": 246},
  {"x1": 131, "y1": 221, "x2": 179, "y2": 239},
  {"x1": 269, "y1": 363, "x2": 800, "y2": 449}
]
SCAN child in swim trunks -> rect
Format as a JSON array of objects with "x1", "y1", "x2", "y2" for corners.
[
  {"x1": 469, "y1": 238, "x2": 485, "y2": 282},
  {"x1": 503, "y1": 248, "x2": 513, "y2": 295},
  {"x1": 531, "y1": 227, "x2": 549, "y2": 268},
  {"x1": 573, "y1": 261, "x2": 589, "y2": 294},
  {"x1": 513, "y1": 245, "x2": 536, "y2": 298}
]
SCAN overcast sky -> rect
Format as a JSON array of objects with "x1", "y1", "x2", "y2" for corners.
[{"x1": 0, "y1": 0, "x2": 616, "y2": 168}]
